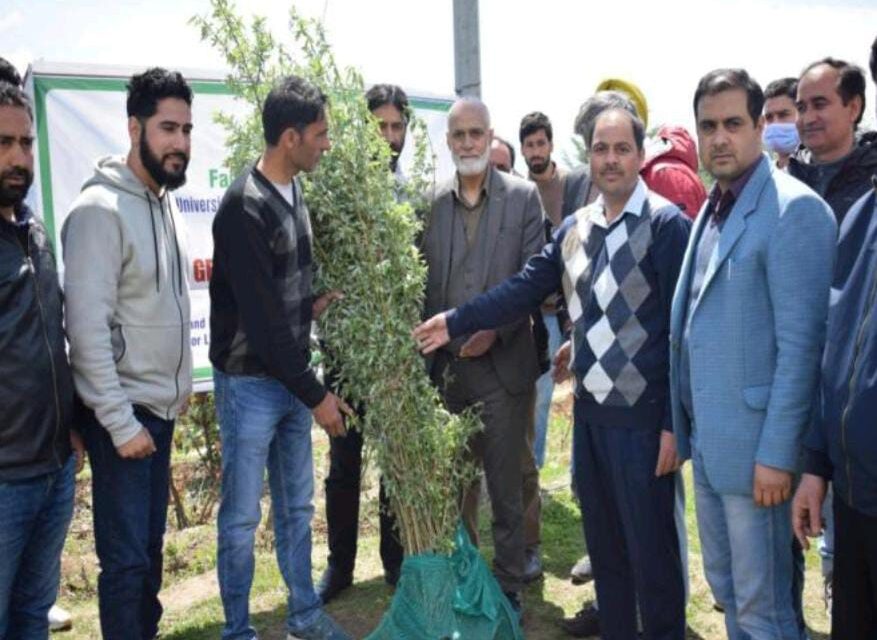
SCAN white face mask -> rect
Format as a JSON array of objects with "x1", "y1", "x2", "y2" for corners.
[{"x1": 453, "y1": 147, "x2": 490, "y2": 176}]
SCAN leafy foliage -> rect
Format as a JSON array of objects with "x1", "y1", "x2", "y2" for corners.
[
  {"x1": 173, "y1": 393, "x2": 222, "y2": 526},
  {"x1": 192, "y1": 0, "x2": 479, "y2": 554}
]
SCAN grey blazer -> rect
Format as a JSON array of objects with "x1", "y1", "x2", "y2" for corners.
[{"x1": 422, "y1": 167, "x2": 546, "y2": 395}]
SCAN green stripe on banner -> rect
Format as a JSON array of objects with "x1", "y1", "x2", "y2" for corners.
[
  {"x1": 193, "y1": 366, "x2": 214, "y2": 380},
  {"x1": 410, "y1": 97, "x2": 452, "y2": 112}
]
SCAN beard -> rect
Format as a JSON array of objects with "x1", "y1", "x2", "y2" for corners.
[
  {"x1": 0, "y1": 166, "x2": 33, "y2": 208},
  {"x1": 140, "y1": 128, "x2": 189, "y2": 191},
  {"x1": 526, "y1": 156, "x2": 550, "y2": 174},
  {"x1": 388, "y1": 138, "x2": 404, "y2": 171},
  {"x1": 452, "y1": 147, "x2": 490, "y2": 176}
]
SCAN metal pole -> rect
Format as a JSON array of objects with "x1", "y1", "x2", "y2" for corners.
[{"x1": 453, "y1": 0, "x2": 481, "y2": 98}]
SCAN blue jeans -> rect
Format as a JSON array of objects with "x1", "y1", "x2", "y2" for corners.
[
  {"x1": 83, "y1": 406, "x2": 175, "y2": 640},
  {"x1": 533, "y1": 310, "x2": 563, "y2": 468},
  {"x1": 0, "y1": 455, "x2": 75, "y2": 640},
  {"x1": 214, "y1": 371, "x2": 322, "y2": 639},
  {"x1": 691, "y1": 445, "x2": 802, "y2": 640}
]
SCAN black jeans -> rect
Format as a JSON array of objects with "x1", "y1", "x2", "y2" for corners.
[
  {"x1": 572, "y1": 402, "x2": 685, "y2": 640},
  {"x1": 82, "y1": 406, "x2": 174, "y2": 640},
  {"x1": 832, "y1": 495, "x2": 877, "y2": 639},
  {"x1": 324, "y1": 426, "x2": 403, "y2": 577}
]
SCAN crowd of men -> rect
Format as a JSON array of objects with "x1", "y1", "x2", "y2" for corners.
[{"x1": 1, "y1": 32, "x2": 877, "y2": 640}]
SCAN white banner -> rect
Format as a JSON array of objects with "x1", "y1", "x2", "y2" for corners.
[{"x1": 26, "y1": 64, "x2": 454, "y2": 388}]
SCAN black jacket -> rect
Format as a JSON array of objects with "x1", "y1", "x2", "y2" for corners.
[
  {"x1": 0, "y1": 204, "x2": 75, "y2": 481},
  {"x1": 789, "y1": 131, "x2": 877, "y2": 225}
]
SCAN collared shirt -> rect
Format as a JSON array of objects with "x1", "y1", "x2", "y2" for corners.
[
  {"x1": 591, "y1": 177, "x2": 648, "y2": 228},
  {"x1": 707, "y1": 159, "x2": 760, "y2": 227},
  {"x1": 452, "y1": 169, "x2": 491, "y2": 247}
]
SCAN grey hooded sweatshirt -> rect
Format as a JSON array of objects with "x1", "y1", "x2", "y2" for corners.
[{"x1": 62, "y1": 156, "x2": 192, "y2": 446}]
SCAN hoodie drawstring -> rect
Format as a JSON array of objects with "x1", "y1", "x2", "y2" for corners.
[
  {"x1": 146, "y1": 192, "x2": 160, "y2": 293},
  {"x1": 163, "y1": 193, "x2": 184, "y2": 294}
]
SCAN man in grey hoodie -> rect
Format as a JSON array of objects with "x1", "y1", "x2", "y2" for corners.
[{"x1": 61, "y1": 68, "x2": 193, "y2": 640}]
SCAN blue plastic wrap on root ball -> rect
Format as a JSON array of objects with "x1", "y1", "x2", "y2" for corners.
[{"x1": 366, "y1": 524, "x2": 524, "y2": 639}]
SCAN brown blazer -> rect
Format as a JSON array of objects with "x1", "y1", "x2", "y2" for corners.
[{"x1": 422, "y1": 166, "x2": 545, "y2": 395}]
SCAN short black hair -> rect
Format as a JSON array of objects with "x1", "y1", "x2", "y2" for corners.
[
  {"x1": 365, "y1": 83, "x2": 409, "y2": 122},
  {"x1": 801, "y1": 57, "x2": 867, "y2": 127},
  {"x1": 493, "y1": 134, "x2": 516, "y2": 168},
  {"x1": 126, "y1": 67, "x2": 192, "y2": 119},
  {"x1": 693, "y1": 68, "x2": 764, "y2": 125},
  {"x1": 0, "y1": 81, "x2": 33, "y2": 120},
  {"x1": 262, "y1": 75, "x2": 328, "y2": 146},
  {"x1": 519, "y1": 111, "x2": 552, "y2": 144},
  {"x1": 764, "y1": 77, "x2": 797, "y2": 101},
  {"x1": 0, "y1": 57, "x2": 21, "y2": 87},
  {"x1": 593, "y1": 108, "x2": 646, "y2": 152}
]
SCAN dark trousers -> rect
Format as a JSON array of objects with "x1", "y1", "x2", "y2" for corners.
[
  {"x1": 82, "y1": 407, "x2": 174, "y2": 640},
  {"x1": 573, "y1": 400, "x2": 685, "y2": 640},
  {"x1": 832, "y1": 496, "x2": 877, "y2": 639},
  {"x1": 434, "y1": 352, "x2": 529, "y2": 594},
  {"x1": 324, "y1": 426, "x2": 403, "y2": 576}
]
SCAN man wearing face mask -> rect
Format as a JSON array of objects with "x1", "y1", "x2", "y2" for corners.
[
  {"x1": 763, "y1": 78, "x2": 800, "y2": 170},
  {"x1": 790, "y1": 58, "x2": 877, "y2": 224},
  {"x1": 421, "y1": 97, "x2": 545, "y2": 616},
  {"x1": 62, "y1": 68, "x2": 193, "y2": 640}
]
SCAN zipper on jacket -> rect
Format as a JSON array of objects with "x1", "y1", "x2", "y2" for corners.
[
  {"x1": 160, "y1": 195, "x2": 185, "y2": 420},
  {"x1": 22, "y1": 230, "x2": 63, "y2": 468},
  {"x1": 147, "y1": 193, "x2": 161, "y2": 293},
  {"x1": 840, "y1": 259, "x2": 877, "y2": 508}
]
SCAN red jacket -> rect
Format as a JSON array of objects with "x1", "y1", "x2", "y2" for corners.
[{"x1": 641, "y1": 125, "x2": 706, "y2": 219}]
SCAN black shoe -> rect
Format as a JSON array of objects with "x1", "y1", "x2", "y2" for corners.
[
  {"x1": 316, "y1": 567, "x2": 353, "y2": 605},
  {"x1": 561, "y1": 602, "x2": 600, "y2": 638},
  {"x1": 384, "y1": 566, "x2": 400, "y2": 587}
]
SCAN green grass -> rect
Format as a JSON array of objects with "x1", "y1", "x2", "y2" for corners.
[{"x1": 55, "y1": 387, "x2": 830, "y2": 638}]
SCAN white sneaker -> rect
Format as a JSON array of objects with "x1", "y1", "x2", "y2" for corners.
[
  {"x1": 48, "y1": 604, "x2": 73, "y2": 632},
  {"x1": 570, "y1": 555, "x2": 594, "y2": 585}
]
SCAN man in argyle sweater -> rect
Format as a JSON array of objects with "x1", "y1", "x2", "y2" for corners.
[{"x1": 415, "y1": 105, "x2": 691, "y2": 640}]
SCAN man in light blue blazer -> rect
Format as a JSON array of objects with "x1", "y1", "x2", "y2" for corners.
[{"x1": 669, "y1": 69, "x2": 837, "y2": 640}]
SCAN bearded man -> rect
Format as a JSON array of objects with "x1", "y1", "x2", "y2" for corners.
[
  {"x1": 420, "y1": 97, "x2": 545, "y2": 617},
  {"x1": 61, "y1": 67, "x2": 193, "y2": 640}
]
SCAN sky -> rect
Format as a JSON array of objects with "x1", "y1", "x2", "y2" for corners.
[{"x1": 3, "y1": 0, "x2": 877, "y2": 172}]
